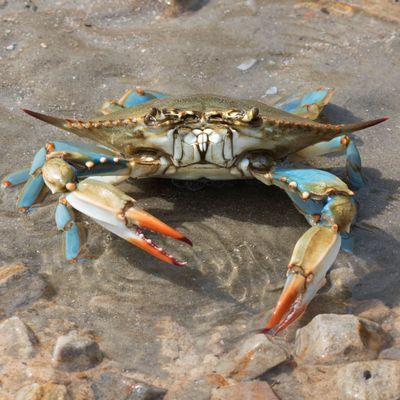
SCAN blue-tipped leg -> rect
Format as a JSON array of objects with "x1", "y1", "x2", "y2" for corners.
[
  {"x1": 346, "y1": 140, "x2": 365, "y2": 190},
  {"x1": 29, "y1": 146, "x2": 47, "y2": 174},
  {"x1": 253, "y1": 166, "x2": 357, "y2": 253},
  {"x1": 2, "y1": 168, "x2": 30, "y2": 188},
  {"x1": 121, "y1": 89, "x2": 169, "y2": 107},
  {"x1": 56, "y1": 200, "x2": 83, "y2": 261},
  {"x1": 17, "y1": 174, "x2": 45, "y2": 211},
  {"x1": 101, "y1": 89, "x2": 170, "y2": 114},
  {"x1": 273, "y1": 88, "x2": 333, "y2": 120},
  {"x1": 294, "y1": 135, "x2": 365, "y2": 191}
]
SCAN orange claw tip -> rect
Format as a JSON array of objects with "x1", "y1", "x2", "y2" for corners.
[
  {"x1": 261, "y1": 273, "x2": 306, "y2": 335},
  {"x1": 2, "y1": 180, "x2": 12, "y2": 188},
  {"x1": 126, "y1": 208, "x2": 192, "y2": 246},
  {"x1": 179, "y1": 236, "x2": 193, "y2": 247},
  {"x1": 17, "y1": 206, "x2": 31, "y2": 213}
]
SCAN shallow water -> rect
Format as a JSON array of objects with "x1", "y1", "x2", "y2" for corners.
[{"x1": 0, "y1": 0, "x2": 400, "y2": 393}]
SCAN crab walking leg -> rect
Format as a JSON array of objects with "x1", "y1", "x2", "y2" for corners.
[
  {"x1": 55, "y1": 197, "x2": 85, "y2": 262},
  {"x1": 2, "y1": 168, "x2": 30, "y2": 188},
  {"x1": 100, "y1": 88, "x2": 170, "y2": 115},
  {"x1": 6, "y1": 145, "x2": 48, "y2": 210},
  {"x1": 293, "y1": 135, "x2": 365, "y2": 190},
  {"x1": 251, "y1": 166, "x2": 356, "y2": 334},
  {"x1": 273, "y1": 88, "x2": 334, "y2": 120},
  {"x1": 2, "y1": 140, "x2": 122, "y2": 211},
  {"x1": 66, "y1": 178, "x2": 191, "y2": 266}
]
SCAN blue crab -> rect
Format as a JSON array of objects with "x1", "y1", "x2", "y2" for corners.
[{"x1": 2, "y1": 88, "x2": 387, "y2": 334}]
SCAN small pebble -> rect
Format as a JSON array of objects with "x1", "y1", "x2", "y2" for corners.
[
  {"x1": 131, "y1": 383, "x2": 167, "y2": 400},
  {"x1": 40, "y1": 42, "x2": 48, "y2": 48},
  {"x1": 265, "y1": 86, "x2": 278, "y2": 95},
  {"x1": 53, "y1": 330, "x2": 103, "y2": 371},
  {"x1": 236, "y1": 58, "x2": 257, "y2": 71}
]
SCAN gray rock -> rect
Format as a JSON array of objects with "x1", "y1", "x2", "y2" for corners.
[
  {"x1": 211, "y1": 380, "x2": 279, "y2": 400},
  {"x1": 379, "y1": 346, "x2": 400, "y2": 360},
  {"x1": 295, "y1": 314, "x2": 384, "y2": 364},
  {"x1": 0, "y1": 316, "x2": 37, "y2": 359},
  {"x1": 91, "y1": 372, "x2": 129, "y2": 400},
  {"x1": 337, "y1": 360, "x2": 400, "y2": 400},
  {"x1": 0, "y1": 263, "x2": 46, "y2": 315},
  {"x1": 215, "y1": 333, "x2": 288, "y2": 380},
  {"x1": 16, "y1": 383, "x2": 68, "y2": 400},
  {"x1": 91, "y1": 372, "x2": 166, "y2": 400},
  {"x1": 53, "y1": 330, "x2": 103, "y2": 371}
]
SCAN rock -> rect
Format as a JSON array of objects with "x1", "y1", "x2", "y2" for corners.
[
  {"x1": 215, "y1": 334, "x2": 288, "y2": 380},
  {"x1": 211, "y1": 381, "x2": 279, "y2": 400},
  {"x1": 0, "y1": 316, "x2": 37, "y2": 359},
  {"x1": 336, "y1": 360, "x2": 400, "y2": 400},
  {"x1": 0, "y1": 263, "x2": 46, "y2": 315},
  {"x1": 388, "y1": 314, "x2": 400, "y2": 339},
  {"x1": 16, "y1": 383, "x2": 68, "y2": 400},
  {"x1": 53, "y1": 331, "x2": 103, "y2": 371},
  {"x1": 91, "y1": 372, "x2": 128, "y2": 400},
  {"x1": 354, "y1": 299, "x2": 391, "y2": 323},
  {"x1": 379, "y1": 346, "x2": 400, "y2": 360},
  {"x1": 130, "y1": 383, "x2": 167, "y2": 400},
  {"x1": 91, "y1": 372, "x2": 166, "y2": 400},
  {"x1": 295, "y1": 314, "x2": 385, "y2": 364},
  {"x1": 236, "y1": 58, "x2": 257, "y2": 71}
]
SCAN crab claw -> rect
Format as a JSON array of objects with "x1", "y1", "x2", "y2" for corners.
[
  {"x1": 66, "y1": 178, "x2": 191, "y2": 266},
  {"x1": 262, "y1": 226, "x2": 341, "y2": 335}
]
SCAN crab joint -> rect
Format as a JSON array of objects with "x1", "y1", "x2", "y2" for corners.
[{"x1": 42, "y1": 158, "x2": 75, "y2": 194}]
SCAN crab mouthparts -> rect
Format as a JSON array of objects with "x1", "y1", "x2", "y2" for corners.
[{"x1": 131, "y1": 226, "x2": 187, "y2": 267}]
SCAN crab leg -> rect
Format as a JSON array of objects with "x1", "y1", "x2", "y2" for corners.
[
  {"x1": 2, "y1": 140, "x2": 122, "y2": 211},
  {"x1": 100, "y1": 88, "x2": 169, "y2": 115},
  {"x1": 2, "y1": 168, "x2": 30, "y2": 188},
  {"x1": 55, "y1": 197, "x2": 85, "y2": 262},
  {"x1": 273, "y1": 88, "x2": 334, "y2": 120},
  {"x1": 251, "y1": 166, "x2": 356, "y2": 334},
  {"x1": 66, "y1": 178, "x2": 191, "y2": 266},
  {"x1": 293, "y1": 135, "x2": 365, "y2": 190}
]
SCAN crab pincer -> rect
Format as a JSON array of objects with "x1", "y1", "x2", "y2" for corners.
[
  {"x1": 262, "y1": 226, "x2": 342, "y2": 335},
  {"x1": 66, "y1": 178, "x2": 191, "y2": 266}
]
